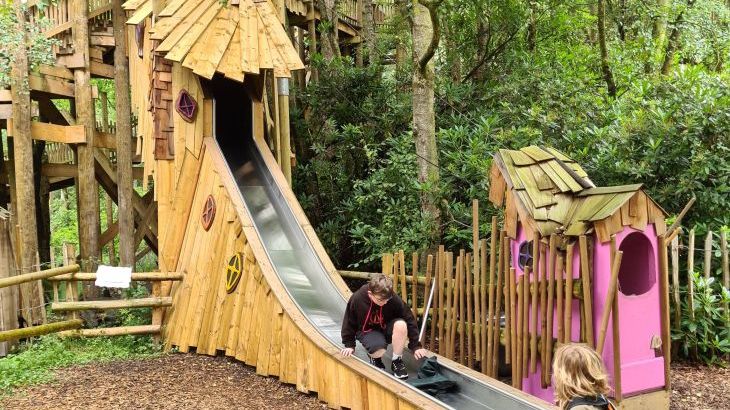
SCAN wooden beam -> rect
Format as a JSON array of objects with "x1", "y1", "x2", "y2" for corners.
[
  {"x1": 0, "y1": 319, "x2": 83, "y2": 342},
  {"x1": 28, "y1": 73, "x2": 75, "y2": 98},
  {"x1": 95, "y1": 131, "x2": 117, "y2": 149},
  {"x1": 49, "y1": 272, "x2": 184, "y2": 282},
  {"x1": 90, "y1": 61, "x2": 115, "y2": 79},
  {"x1": 0, "y1": 90, "x2": 11, "y2": 102},
  {"x1": 37, "y1": 64, "x2": 74, "y2": 81},
  {"x1": 90, "y1": 34, "x2": 115, "y2": 47},
  {"x1": 59, "y1": 324, "x2": 160, "y2": 337},
  {"x1": 41, "y1": 163, "x2": 77, "y2": 178},
  {"x1": 0, "y1": 104, "x2": 12, "y2": 120},
  {"x1": 100, "y1": 221, "x2": 119, "y2": 247},
  {"x1": 52, "y1": 297, "x2": 172, "y2": 312},
  {"x1": 29, "y1": 121, "x2": 86, "y2": 144},
  {"x1": 0, "y1": 264, "x2": 80, "y2": 289}
]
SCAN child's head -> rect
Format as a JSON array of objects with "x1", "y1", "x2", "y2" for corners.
[
  {"x1": 552, "y1": 343, "x2": 610, "y2": 408},
  {"x1": 368, "y1": 274, "x2": 394, "y2": 306}
]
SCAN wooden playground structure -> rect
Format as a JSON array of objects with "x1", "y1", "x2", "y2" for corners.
[{"x1": 2, "y1": 1, "x2": 717, "y2": 409}]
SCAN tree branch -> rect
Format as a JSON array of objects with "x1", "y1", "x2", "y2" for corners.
[{"x1": 417, "y1": 0, "x2": 443, "y2": 76}]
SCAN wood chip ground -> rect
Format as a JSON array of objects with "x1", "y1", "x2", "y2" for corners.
[{"x1": 0, "y1": 355, "x2": 727, "y2": 409}]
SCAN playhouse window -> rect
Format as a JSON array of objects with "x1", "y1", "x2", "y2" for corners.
[
  {"x1": 175, "y1": 89, "x2": 197, "y2": 122},
  {"x1": 518, "y1": 240, "x2": 533, "y2": 270},
  {"x1": 618, "y1": 232, "x2": 656, "y2": 296}
]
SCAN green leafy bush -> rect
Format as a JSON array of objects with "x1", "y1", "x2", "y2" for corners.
[{"x1": 672, "y1": 273, "x2": 730, "y2": 365}]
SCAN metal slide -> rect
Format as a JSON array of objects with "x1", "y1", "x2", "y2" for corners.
[{"x1": 213, "y1": 105, "x2": 549, "y2": 410}]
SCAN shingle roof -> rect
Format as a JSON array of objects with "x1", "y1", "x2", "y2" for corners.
[{"x1": 489, "y1": 146, "x2": 667, "y2": 241}]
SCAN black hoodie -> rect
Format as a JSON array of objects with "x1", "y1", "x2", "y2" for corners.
[
  {"x1": 566, "y1": 395, "x2": 613, "y2": 410},
  {"x1": 341, "y1": 284, "x2": 422, "y2": 350}
]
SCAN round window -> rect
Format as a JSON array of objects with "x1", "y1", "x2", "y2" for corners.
[{"x1": 518, "y1": 240, "x2": 533, "y2": 270}]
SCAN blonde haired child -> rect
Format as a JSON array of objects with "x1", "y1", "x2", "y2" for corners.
[{"x1": 552, "y1": 343, "x2": 614, "y2": 410}]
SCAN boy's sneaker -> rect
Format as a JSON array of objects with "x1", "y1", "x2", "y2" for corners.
[
  {"x1": 391, "y1": 357, "x2": 408, "y2": 380},
  {"x1": 369, "y1": 356, "x2": 385, "y2": 370}
]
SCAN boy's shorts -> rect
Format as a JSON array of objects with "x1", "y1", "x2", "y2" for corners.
[{"x1": 356, "y1": 319, "x2": 405, "y2": 354}]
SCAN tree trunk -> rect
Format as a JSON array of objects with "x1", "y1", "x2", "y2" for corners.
[
  {"x1": 0, "y1": 134, "x2": 8, "y2": 208},
  {"x1": 11, "y1": 0, "x2": 43, "y2": 325},
  {"x1": 317, "y1": 0, "x2": 340, "y2": 60},
  {"x1": 394, "y1": 0, "x2": 409, "y2": 75},
  {"x1": 412, "y1": 0, "x2": 441, "y2": 241},
  {"x1": 597, "y1": 0, "x2": 617, "y2": 97},
  {"x1": 0, "y1": 217, "x2": 20, "y2": 356},
  {"x1": 113, "y1": 0, "x2": 135, "y2": 268},
  {"x1": 646, "y1": 0, "x2": 669, "y2": 73},
  {"x1": 474, "y1": 13, "x2": 489, "y2": 81},
  {"x1": 361, "y1": 0, "x2": 378, "y2": 64},
  {"x1": 660, "y1": 1, "x2": 696, "y2": 76},
  {"x1": 527, "y1": 1, "x2": 537, "y2": 51},
  {"x1": 444, "y1": 24, "x2": 461, "y2": 82},
  {"x1": 72, "y1": 0, "x2": 100, "y2": 284}
]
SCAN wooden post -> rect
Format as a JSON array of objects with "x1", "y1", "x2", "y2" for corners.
[
  {"x1": 63, "y1": 243, "x2": 78, "y2": 320},
  {"x1": 465, "y1": 252, "x2": 473, "y2": 368},
  {"x1": 556, "y1": 245, "x2": 564, "y2": 345},
  {"x1": 671, "y1": 235, "x2": 681, "y2": 328},
  {"x1": 538, "y1": 241, "x2": 547, "y2": 378},
  {"x1": 424, "y1": 254, "x2": 433, "y2": 346},
  {"x1": 391, "y1": 252, "x2": 399, "y2": 296},
  {"x1": 105, "y1": 195, "x2": 115, "y2": 264},
  {"x1": 529, "y1": 233, "x2": 539, "y2": 373},
  {"x1": 579, "y1": 235, "x2": 594, "y2": 348},
  {"x1": 564, "y1": 243, "x2": 574, "y2": 342},
  {"x1": 491, "y1": 236, "x2": 505, "y2": 376},
  {"x1": 597, "y1": 251, "x2": 623, "y2": 354},
  {"x1": 658, "y1": 235, "x2": 671, "y2": 391},
  {"x1": 504, "y1": 237, "x2": 512, "y2": 366},
  {"x1": 277, "y1": 77, "x2": 292, "y2": 185},
  {"x1": 444, "y1": 252, "x2": 453, "y2": 358},
  {"x1": 100, "y1": 92, "x2": 109, "y2": 133},
  {"x1": 472, "y1": 200, "x2": 481, "y2": 363},
  {"x1": 411, "y1": 252, "x2": 418, "y2": 319},
  {"x1": 307, "y1": 2, "x2": 318, "y2": 83},
  {"x1": 0, "y1": 217, "x2": 19, "y2": 356},
  {"x1": 542, "y1": 235, "x2": 557, "y2": 386},
  {"x1": 515, "y1": 275, "x2": 524, "y2": 389},
  {"x1": 488, "y1": 230, "x2": 504, "y2": 376},
  {"x1": 437, "y1": 246, "x2": 445, "y2": 355},
  {"x1": 509, "y1": 266, "x2": 517, "y2": 375},
  {"x1": 458, "y1": 251, "x2": 465, "y2": 364},
  {"x1": 486, "y1": 217, "x2": 497, "y2": 373},
  {"x1": 687, "y1": 229, "x2": 695, "y2": 320},
  {"x1": 704, "y1": 231, "x2": 712, "y2": 279},
  {"x1": 480, "y1": 238, "x2": 488, "y2": 370},
  {"x1": 521, "y1": 266, "x2": 530, "y2": 378},
  {"x1": 399, "y1": 250, "x2": 407, "y2": 302},
  {"x1": 10, "y1": 0, "x2": 43, "y2": 325},
  {"x1": 610, "y1": 237, "x2": 622, "y2": 401},
  {"x1": 73, "y1": 0, "x2": 101, "y2": 278}
]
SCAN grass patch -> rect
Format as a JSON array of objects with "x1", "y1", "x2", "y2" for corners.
[{"x1": 0, "y1": 335, "x2": 163, "y2": 396}]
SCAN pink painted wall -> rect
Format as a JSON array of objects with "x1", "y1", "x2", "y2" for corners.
[{"x1": 510, "y1": 224, "x2": 665, "y2": 403}]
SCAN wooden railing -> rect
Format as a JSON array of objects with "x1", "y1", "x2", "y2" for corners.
[
  {"x1": 339, "y1": 0, "x2": 360, "y2": 27},
  {"x1": 27, "y1": 0, "x2": 114, "y2": 53}
]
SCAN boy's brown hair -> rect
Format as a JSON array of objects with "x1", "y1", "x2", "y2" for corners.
[
  {"x1": 368, "y1": 274, "x2": 394, "y2": 299},
  {"x1": 553, "y1": 343, "x2": 611, "y2": 409}
]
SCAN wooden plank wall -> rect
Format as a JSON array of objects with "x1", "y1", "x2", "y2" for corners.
[{"x1": 162, "y1": 147, "x2": 435, "y2": 409}]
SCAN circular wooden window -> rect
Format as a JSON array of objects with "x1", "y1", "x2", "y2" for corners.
[
  {"x1": 518, "y1": 240, "x2": 533, "y2": 270},
  {"x1": 201, "y1": 195, "x2": 216, "y2": 231},
  {"x1": 226, "y1": 253, "x2": 244, "y2": 294},
  {"x1": 175, "y1": 89, "x2": 197, "y2": 122}
]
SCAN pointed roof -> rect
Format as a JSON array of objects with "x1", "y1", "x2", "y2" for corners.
[
  {"x1": 489, "y1": 146, "x2": 667, "y2": 241},
  {"x1": 124, "y1": 0, "x2": 305, "y2": 81}
]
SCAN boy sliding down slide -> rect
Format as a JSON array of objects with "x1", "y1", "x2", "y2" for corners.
[{"x1": 340, "y1": 274, "x2": 428, "y2": 379}]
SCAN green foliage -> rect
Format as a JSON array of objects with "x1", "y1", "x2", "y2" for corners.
[
  {"x1": 0, "y1": 335, "x2": 162, "y2": 395},
  {"x1": 0, "y1": 3, "x2": 59, "y2": 88},
  {"x1": 672, "y1": 273, "x2": 730, "y2": 365}
]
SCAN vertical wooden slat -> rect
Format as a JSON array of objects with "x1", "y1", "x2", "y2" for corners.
[
  {"x1": 465, "y1": 252, "x2": 473, "y2": 368},
  {"x1": 687, "y1": 229, "x2": 695, "y2": 321},
  {"x1": 458, "y1": 251, "x2": 466, "y2": 364},
  {"x1": 671, "y1": 235, "x2": 681, "y2": 328},
  {"x1": 411, "y1": 252, "x2": 418, "y2": 319},
  {"x1": 424, "y1": 254, "x2": 433, "y2": 346},
  {"x1": 556, "y1": 243, "x2": 564, "y2": 345},
  {"x1": 515, "y1": 274, "x2": 524, "y2": 389},
  {"x1": 437, "y1": 246, "x2": 445, "y2": 355},
  {"x1": 579, "y1": 235, "x2": 594, "y2": 348},
  {"x1": 610, "y1": 237, "x2": 622, "y2": 402},
  {"x1": 542, "y1": 235, "x2": 557, "y2": 386},
  {"x1": 658, "y1": 235, "x2": 671, "y2": 391},
  {"x1": 472, "y1": 199, "x2": 481, "y2": 365},
  {"x1": 491, "y1": 234, "x2": 505, "y2": 376},
  {"x1": 399, "y1": 250, "x2": 407, "y2": 302},
  {"x1": 486, "y1": 217, "x2": 497, "y2": 373},
  {"x1": 509, "y1": 266, "x2": 517, "y2": 377},
  {"x1": 521, "y1": 266, "x2": 530, "y2": 378},
  {"x1": 480, "y1": 238, "x2": 488, "y2": 371},
  {"x1": 444, "y1": 252, "x2": 454, "y2": 358},
  {"x1": 529, "y1": 232, "x2": 539, "y2": 373},
  {"x1": 538, "y1": 241, "x2": 547, "y2": 378},
  {"x1": 564, "y1": 243, "x2": 574, "y2": 343},
  {"x1": 503, "y1": 235, "x2": 511, "y2": 366}
]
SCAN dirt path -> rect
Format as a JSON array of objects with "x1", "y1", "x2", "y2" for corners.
[
  {"x1": 1, "y1": 354, "x2": 727, "y2": 409},
  {"x1": 0, "y1": 354, "x2": 325, "y2": 410}
]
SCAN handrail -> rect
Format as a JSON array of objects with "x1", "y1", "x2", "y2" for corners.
[{"x1": 0, "y1": 264, "x2": 80, "y2": 289}]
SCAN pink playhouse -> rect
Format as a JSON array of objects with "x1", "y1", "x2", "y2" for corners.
[{"x1": 489, "y1": 146, "x2": 671, "y2": 408}]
